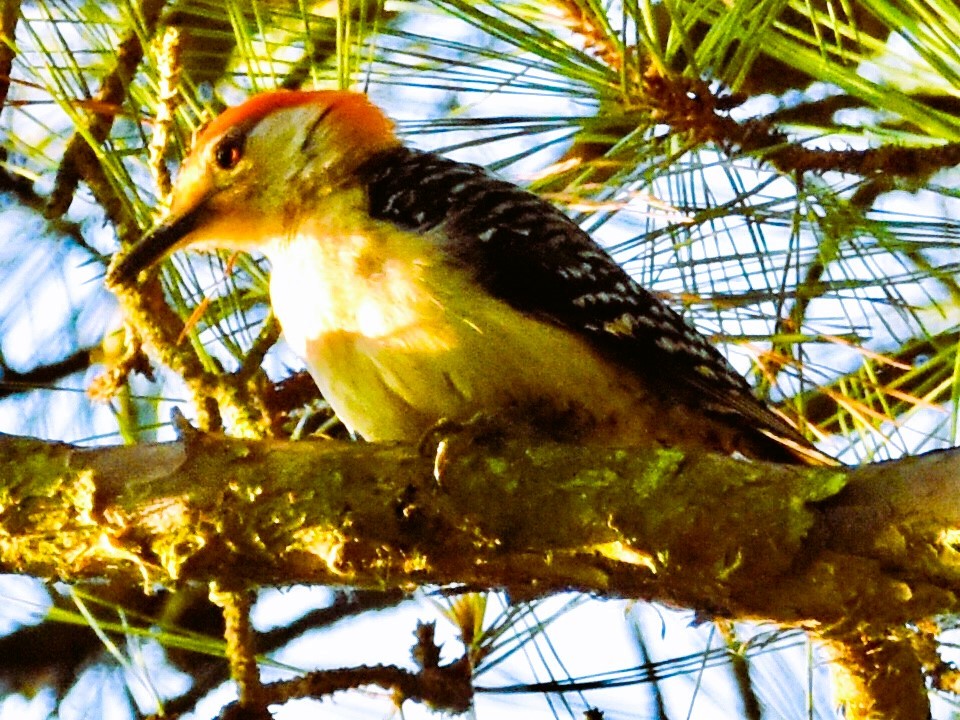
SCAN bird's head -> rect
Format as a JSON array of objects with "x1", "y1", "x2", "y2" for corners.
[{"x1": 107, "y1": 90, "x2": 399, "y2": 285}]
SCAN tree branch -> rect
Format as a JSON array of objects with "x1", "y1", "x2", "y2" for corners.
[
  {"x1": 0, "y1": 346, "x2": 95, "y2": 398},
  {"x1": 1, "y1": 430, "x2": 957, "y2": 718},
  {"x1": 0, "y1": 431, "x2": 956, "y2": 620},
  {"x1": 46, "y1": 0, "x2": 167, "y2": 238}
]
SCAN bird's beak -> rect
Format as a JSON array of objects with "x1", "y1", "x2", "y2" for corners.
[{"x1": 106, "y1": 201, "x2": 207, "y2": 286}]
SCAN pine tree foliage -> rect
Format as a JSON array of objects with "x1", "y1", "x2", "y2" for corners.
[{"x1": 0, "y1": 0, "x2": 957, "y2": 718}]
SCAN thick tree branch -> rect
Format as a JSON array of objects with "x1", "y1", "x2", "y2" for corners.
[
  {"x1": 0, "y1": 431, "x2": 957, "y2": 623},
  {"x1": 1, "y1": 431, "x2": 958, "y2": 718}
]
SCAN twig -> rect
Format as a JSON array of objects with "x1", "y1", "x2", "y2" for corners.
[
  {"x1": 219, "y1": 658, "x2": 473, "y2": 718},
  {"x1": 210, "y1": 584, "x2": 268, "y2": 718},
  {"x1": 0, "y1": 346, "x2": 95, "y2": 399},
  {"x1": 0, "y1": 0, "x2": 22, "y2": 116},
  {"x1": 45, "y1": 0, "x2": 167, "y2": 241}
]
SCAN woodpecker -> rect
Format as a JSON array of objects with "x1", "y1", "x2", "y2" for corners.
[{"x1": 108, "y1": 90, "x2": 832, "y2": 464}]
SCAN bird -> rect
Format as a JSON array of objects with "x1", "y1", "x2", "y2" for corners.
[{"x1": 107, "y1": 89, "x2": 833, "y2": 465}]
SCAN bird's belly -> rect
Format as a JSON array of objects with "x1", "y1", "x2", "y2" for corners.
[
  {"x1": 299, "y1": 324, "x2": 480, "y2": 440},
  {"x1": 291, "y1": 304, "x2": 661, "y2": 443}
]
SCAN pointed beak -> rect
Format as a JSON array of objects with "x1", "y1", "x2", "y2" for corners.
[{"x1": 106, "y1": 201, "x2": 207, "y2": 286}]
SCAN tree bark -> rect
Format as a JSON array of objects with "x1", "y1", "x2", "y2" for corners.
[{"x1": 1, "y1": 429, "x2": 957, "y2": 718}]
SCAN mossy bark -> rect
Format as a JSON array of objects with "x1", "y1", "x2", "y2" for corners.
[{"x1": 1, "y1": 431, "x2": 958, "y2": 718}]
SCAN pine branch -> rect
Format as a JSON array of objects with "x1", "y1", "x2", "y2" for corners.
[{"x1": 1, "y1": 429, "x2": 959, "y2": 716}]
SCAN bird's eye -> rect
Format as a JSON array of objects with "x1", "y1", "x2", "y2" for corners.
[{"x1": 213, "y1": 132, "x2": 244, "y2": 170}]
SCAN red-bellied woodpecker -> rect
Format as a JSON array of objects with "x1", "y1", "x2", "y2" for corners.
[{"x1": 108, "y1": 90, "x2": 832, "y2": 464}]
